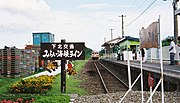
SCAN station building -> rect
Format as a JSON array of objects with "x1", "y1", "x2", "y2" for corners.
[{"x1": 102, "y1": 36, "x2": 140, "y2": 61}]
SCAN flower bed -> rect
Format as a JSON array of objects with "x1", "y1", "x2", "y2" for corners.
[
  {"x1": 9, "y1": 75, "x2": 55, "y2": 93},
  {"x1": 0, "y1": 98, "x2": 34, "y2": 103}
]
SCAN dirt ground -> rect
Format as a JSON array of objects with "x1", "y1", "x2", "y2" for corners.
[{"x1": 76, "y1": 60, "x2": 103, "y2": 95}]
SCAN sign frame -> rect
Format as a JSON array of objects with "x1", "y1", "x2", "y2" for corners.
[{"x1": 40, "y1": 42, "x2": 85, "y2": 60}]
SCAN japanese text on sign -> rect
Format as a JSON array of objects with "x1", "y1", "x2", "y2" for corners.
[{"x1": 41, "y1": 42, "x2": 85, "y2": 60}]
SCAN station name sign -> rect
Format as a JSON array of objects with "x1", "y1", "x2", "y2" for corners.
[{"x1": 40, "y1": 42, "x2": 85, "y2": 60}]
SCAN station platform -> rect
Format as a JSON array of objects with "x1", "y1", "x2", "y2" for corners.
[{"x1": 101, "y1": 59, "x2": 180, "y2": 79}]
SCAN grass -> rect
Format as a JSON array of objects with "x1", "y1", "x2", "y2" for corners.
[
  {"x1": 47, "y1": 60, "x2": 88, "y2": 95},
  {"x1": 0, "y1": 60, "x2": 88, "y2": 102},
  {"x1": 34, "y1": 95, "x2": 70, "y2": 103},
  {"x1": 0, "y1": 77, "x2": 21, "y2": 94}
]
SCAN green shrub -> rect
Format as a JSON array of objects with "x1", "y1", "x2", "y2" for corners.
[
  {"x1": 34, "y1": 95, "x2": 70, "y2": 103},
  {"x1": 0, "y1": 94, "x2": 35, "y2": 102},
  {"x1": 9, "y1": 75, "x2": 55, "y2": 93}
]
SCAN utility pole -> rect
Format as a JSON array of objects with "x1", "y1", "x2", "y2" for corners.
[
  {"x1": 110, "y1": 29, "x2": 114, "y2": 40},
  {"x1": 119, "y1": 15, "x2": 126, "y2": 38},
  {"x1": 173, "y1": 0, "x2": 178, "y2": 44}
]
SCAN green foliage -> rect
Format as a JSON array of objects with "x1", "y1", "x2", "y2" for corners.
[
  {"x1": 9, "y1": 75, "x2": 55, "y2": 93},
  {"x1": 85, "y1": 47, "x2": 92, "y2": 59},
  {"x1": 162, "y1": 41, "x2": 170, "y2": 47},
  {"x1": 0, "y1": 77, "x2": 21, "y2": 94},
  {"x1": 47, "y1": 60, "x2": 88, "y2": 95},
  {"x1": 34, "y1": 95, "x2": 70, "y2": 103},
  {"x1": 0, "y1": 60, "x2": 88, "y2": 102},
  {"x1": 99, "y1": 48, "x2": 105, "y2": 56},
  {"x1": 46, "y1": 75, "x2": 61, "y2": 95},
  {"x1": 0, "y1": 94, "x2": 69, "y2": 103},
  {"x1": 162, "y1": 36, "x2": 173, "y2": 47},
  {"x1": 66, "y1": 76, "x2": 88, "y2": 95},
  {"x1": 73, "y1": 60, "x2": 88, "y2": 73},
  {"x1": 0, "y1": 94, "x2": 35, "y2": 101}
]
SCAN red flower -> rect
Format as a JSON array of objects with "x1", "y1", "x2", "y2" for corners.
[
  {"x1": 16, "y1": 98, "x2": 24, "y2": 103},
  {"x1": 25, "y1": 100, "x2": 29, "y2": 103},
  {"x1": 1, "y1": 100, "x2": 7, "y2": 103},
  {"x1": 30, "y1": 98, "x2": 35, "y2": 102},
  {"x1": 6, "y1": 100, "x2": 13, "y2": 103}
]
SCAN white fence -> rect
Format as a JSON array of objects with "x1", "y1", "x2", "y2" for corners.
[{"x1": 146, "y1": 46, "x2": 180, "y2": 61}]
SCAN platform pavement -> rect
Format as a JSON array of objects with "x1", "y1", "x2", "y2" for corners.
[{"x1": 101, "y1": 59, "x2": 180, "y2": 79}]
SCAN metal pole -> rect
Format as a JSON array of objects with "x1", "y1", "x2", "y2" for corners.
[
  {"x1": 110, "y1": 29, "x2": 114, "y2": 40},
  {"x1": 61, "y1": 39, "x2": 66, "y2": 93},
  {"x1": 159, "y1": 15, "x2": 164, "y2": 103},
  {"x1": 127, "y1": 51, "x2": 131, "y2": 89},
  {"x1": 173, "y1": 0, "x2": 178, "y2": 44},
  {"x1": 119, "y1": 15, "x2": 126, "y2": 38},
  {"x1": 140, "y1": 50, "x2": 144, "y2": 103},
  {"x1": 150, "y1": 86, "x2": 152, "y2": 103}
]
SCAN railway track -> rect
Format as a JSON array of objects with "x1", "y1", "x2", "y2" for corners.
[{"x1": 93, "y1": 60, "x2": 128, "y2": 93}]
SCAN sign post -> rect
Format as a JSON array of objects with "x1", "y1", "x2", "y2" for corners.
[
  {"x1": 148, "y1": 73, "x2": 154, "y2": 103},
  {"x1": 61, "y1": 39, "x2": 66, "y2": 93},
  {"x1": 40, "y1": 39, "x2": 85, "y2": 93}
]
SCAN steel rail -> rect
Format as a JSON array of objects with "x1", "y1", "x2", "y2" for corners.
[
  {"x1": 94, "y1": 61, "x2": 109, "y2": 93},
  {"x1": 98, "y1": 61, "x2": 129, "y2": 88}
]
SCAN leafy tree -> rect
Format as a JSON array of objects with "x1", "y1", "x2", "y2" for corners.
[
  {"x1": 85, "y1": 47, "x2": 92, "y2": 59},
  {"x1": 162, "y1": 36, "x2": 173, "y2": 47}
]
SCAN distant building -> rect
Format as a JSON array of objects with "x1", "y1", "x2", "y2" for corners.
[
  {"x1": 101, "y1": 36, "x2": 140, "y2": 60},
  {"x1": 101, "y1": 37, "x2": 122, "y2": 59},
  {"x1": 20, "y1": 45, "x2": 40, "y2": 75},
  {"x1": 0, "y1": 45, "x2": 40, "y2": 77},
  {"x1": 0, "y1": 46, "x2": 21, "y2": 77},
  {"x1": 33, "y1": 32, "x2": 55, "y2": 46},
  {"x1": 117, "y1": 36, "x2": 140, "y2": 60}
]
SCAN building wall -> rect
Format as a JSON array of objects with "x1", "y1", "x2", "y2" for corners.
[
  {"x1": 119, "y1": 40, "x2": 139, "y2": 50},
  {"x1": 0, "y1": 46, "x2": 21, "y2": 77},
  {"x1": 146, "y1": 46, "x2": 180, "y2": 61},
  {"x1": 0, "y1": 46, "x2": 40, "y2": 77},
  {"x1": 33, "y1": 32, "x2": 55, "y2": 46}
]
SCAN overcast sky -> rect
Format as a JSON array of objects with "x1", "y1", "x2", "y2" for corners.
[{"x1": 0, "y1": 0, "x2": 179, "y2": 50}]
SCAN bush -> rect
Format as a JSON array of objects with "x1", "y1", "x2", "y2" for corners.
[
  {"x1": 9, "y1": 75, "x2": 55, "y2": 93},
  {"x1": 0, "y1": 94, "x2": 70, "y2": 103},
  {"x1": 0, "y1": 98, "x2": 35, "y2": 103},
  {"x1": 0, "y1": 94, "x2": 36, "y2": 103},
  {"x1": 34, "y1": 95, "x2": 70, "y2": 103}
]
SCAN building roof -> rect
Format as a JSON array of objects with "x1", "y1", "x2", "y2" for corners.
[
  {"x1": 175, "y1": 8, "x2": 180, "y2": 15},
  {"x1": 101, "y1": 37, "x2": 122, "y2": 47},
  {"x1": 117, "y1": 36, "x2": 139, "y2": 43},
  {"x1": 32, "y1": 32, "x2": 53, "y2": 34}
]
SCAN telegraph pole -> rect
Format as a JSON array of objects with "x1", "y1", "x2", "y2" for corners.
[
  {"x1": 110, "y1": 29, "x2": 114, "y2": 40},
  {"x1": 119, "y1": 15, "x2": 126, "y2": 38},
  {"x1": 173, "y1": 0, "x2": 178, "y2": 44}
]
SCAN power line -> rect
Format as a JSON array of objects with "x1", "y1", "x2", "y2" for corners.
[
  {"x1": 125, "y1": 0, "x2": 157, "y2": 27},
  {"x1": 136, "y1": 0, "x2": 148, "y2": 11},
  {"x1": 164, "y1": 3, "x2": 171, "y2": 22},
  {"x1": 125, "y1": 0, "x2": 139, "y2": 12}
]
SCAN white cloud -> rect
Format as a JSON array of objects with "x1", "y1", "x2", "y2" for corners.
[
  {"x1": 0, "y1": 0, "x2": 54, "y2": 47},
  {"x1": 0, "y1": 0, "x2": 51, "y2": 18},
  {"x1": 0, "y1": 0, "x2": 178, "y2": 51},
  {"x1": 79, "y1": 3, "x2": 110, "y2": 9}
]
